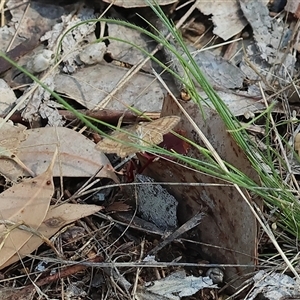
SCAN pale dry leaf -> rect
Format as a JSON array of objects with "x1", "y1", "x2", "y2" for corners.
[
  {"x1": 0, "y1": 119, "x2": 35, "y2": 180},
  {"x1": 240, "y1": 0, "x2": 293, "y2": 65},
  {"x1": 0, "y1": 148, "x2": 57, "y2": 269},
  {"x1": 1, "y1": 203, "x2": 103, "y2": 269},
  {"x1": 193, "y1": 51, "x2": 244, "y2": 89},
  {"x1": 196, "y1": 0, "x2": 247, "y2": 40},
  {"x1": 144, "y1": 270, "x2": 217, "y2": 298},
  {"x1": 196, "y1": 0, "x2": 274, "y2": 41},
  {"x1": 96, "y1": 116, "x2": 180, "y2": 157},
  {"x1": 54, "y1": 63, "x2": 165, "y2": 111},
  {"x1": 0, "y1": 79, "x2": 17, "y2": 115},
  {"x1": 238, "y1": 0, "x2": 294, "y2": 88},
  {"x1": 0, "y1": 118, "x2": 24, "y2": 155},
  {"x1": 107, "y1": 23, "x2": 149, "y2": 66},
  {"x1": 15, "y1": 127, "x2": 119, "y2": 183},
  {"x1": 198, "y1": 89, "x2": 265, "y2": 117},
  {"x1": 102, "y1": 0, "x2": 177, "y2": 8},
  {"x1": 248, "y1": 270, "x2": 300, "y2": 300}
]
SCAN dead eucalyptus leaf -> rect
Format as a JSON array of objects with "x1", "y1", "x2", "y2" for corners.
[
  {"x1": 0, "y1": 119, "x2": 35, "y2": 180},
  {"x1": 1, "y1": 203, "x2": 103, "y2": 269},
  {"x1": 54, "y1": 64, "x2": 164, "y2": 112},
  {"x1": 15, "y1": 127, "x2": 118, "y2": 183},
  {"x1": 0, "y1": 149, "x2": 57, "y2": 269}
]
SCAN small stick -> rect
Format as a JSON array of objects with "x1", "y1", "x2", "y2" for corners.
[{"x1": 147, "y1": 212, "x2": 206, "y2": 256}]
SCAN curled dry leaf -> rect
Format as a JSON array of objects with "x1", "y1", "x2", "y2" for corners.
[
  {"x1": 0, "y1": 149, "x2": 57, "y2": 269},
  {"x1": 1, "y1": 204, "x2": 103, "y2": 269}
]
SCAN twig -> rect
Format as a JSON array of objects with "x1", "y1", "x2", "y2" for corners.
[{"x1": 147, "y1": 212, "x2": 205, "y2": 256}]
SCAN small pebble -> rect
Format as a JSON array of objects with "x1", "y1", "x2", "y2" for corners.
[
  {"x1": 26, "y1": 49, "x2": 54, "y2": 74},
  {"x1": 206, "y1": 267, "x2": 224, "y2": 284}
]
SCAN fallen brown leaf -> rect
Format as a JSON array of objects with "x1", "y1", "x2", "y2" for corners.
[
  {"x1": 0, "y1": 119, "x2": 35, "y2": 179},
  {"x1": 0, "y1": 149, "x2": 57, "y2": 269},
  {"x1": 17, "y1": 127, "x2": 119, "y2": 182},
  {"x1": 1, "y1": 203, "x2": 104, "y2": 269}
]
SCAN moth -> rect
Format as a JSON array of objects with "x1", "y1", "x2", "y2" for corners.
[{"x1": 96, "y1": 115, "x2": 180, "y2": 157}]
